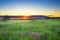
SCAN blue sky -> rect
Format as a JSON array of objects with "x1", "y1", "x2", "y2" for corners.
[
  {"x1": 0, "y1": 0, "x2": 60, "y2": 8},
  {"x1": 0, "y1": 0, "x2": 60, "y2": 16}
]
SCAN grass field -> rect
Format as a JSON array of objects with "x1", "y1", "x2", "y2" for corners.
[{"x1": 0, "y1": 19, "x2": 60, "y2": 40}]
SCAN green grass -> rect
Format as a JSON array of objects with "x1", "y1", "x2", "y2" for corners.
[{"x1": 0, "y1": 19, "x2": 60, "y2": 40}]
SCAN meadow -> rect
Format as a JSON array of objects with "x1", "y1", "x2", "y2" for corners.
[{"x1": 0, "y1": 19, "x2": 60, "y2": 40}]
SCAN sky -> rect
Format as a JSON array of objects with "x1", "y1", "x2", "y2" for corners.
[{"x1": 0, "y1": 0, "x2": 60, "y2": 17}]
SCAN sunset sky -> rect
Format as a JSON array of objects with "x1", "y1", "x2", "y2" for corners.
[{"x1": 0, "y1": 0, "x2": 60, "y2": 17}]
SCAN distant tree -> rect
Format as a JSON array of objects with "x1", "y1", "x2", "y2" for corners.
[{"x1": 2, "y1": 15, "x2": 10, "y2": 21}]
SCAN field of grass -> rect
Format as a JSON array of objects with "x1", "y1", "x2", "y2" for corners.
[{"x1": 0, "y1": 19, "x2": 60, "y2": 40}]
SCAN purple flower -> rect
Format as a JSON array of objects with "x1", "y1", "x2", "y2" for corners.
[
  {"x1": 33, "y1": 33, "x2": 42, "y2": 39},
  {"x1": 28, "y1": 32, "x2": 33, "y2": 37},
  {"x1": 3, "y1": 32, "x2": 7, "y2": 36},
  {"x1": 20, "y1": 32, "x2": 24, "y2": 37}
]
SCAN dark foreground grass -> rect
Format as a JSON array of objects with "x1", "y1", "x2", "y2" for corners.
[{"x1": 0, "y1": 19, "x2": 60, "y2": 40}]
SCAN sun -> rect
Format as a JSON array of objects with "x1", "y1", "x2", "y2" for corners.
[{"x1": 22, "y1": 16, "x2": 29, "y2": 19}]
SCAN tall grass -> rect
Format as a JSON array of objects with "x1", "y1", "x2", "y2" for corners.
[{"x1": 0, "y1": 19, "x2": 60, "y2": 40}]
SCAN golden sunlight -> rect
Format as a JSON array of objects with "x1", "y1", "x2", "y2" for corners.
[{"x1": 22, "y1": 16, "x2": 29, "y2": 19}]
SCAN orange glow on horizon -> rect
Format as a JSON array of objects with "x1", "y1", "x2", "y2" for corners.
[{"x1": 22, "y1": 16, "x2": 29, "y2": 19}]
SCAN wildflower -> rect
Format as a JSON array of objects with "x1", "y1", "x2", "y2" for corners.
[
  {"x1": 28, "y1": 32, "x2": 33, "y2": 37},
  {"x1": 33, "y1": 33, "x2": 42, "y2": 38},
  {"x1": 3, "y1": 32, "x2": 7, "y2": 36},
  {"x1": 20, "y1": 32, "x2": 24, "y2": 37}
]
